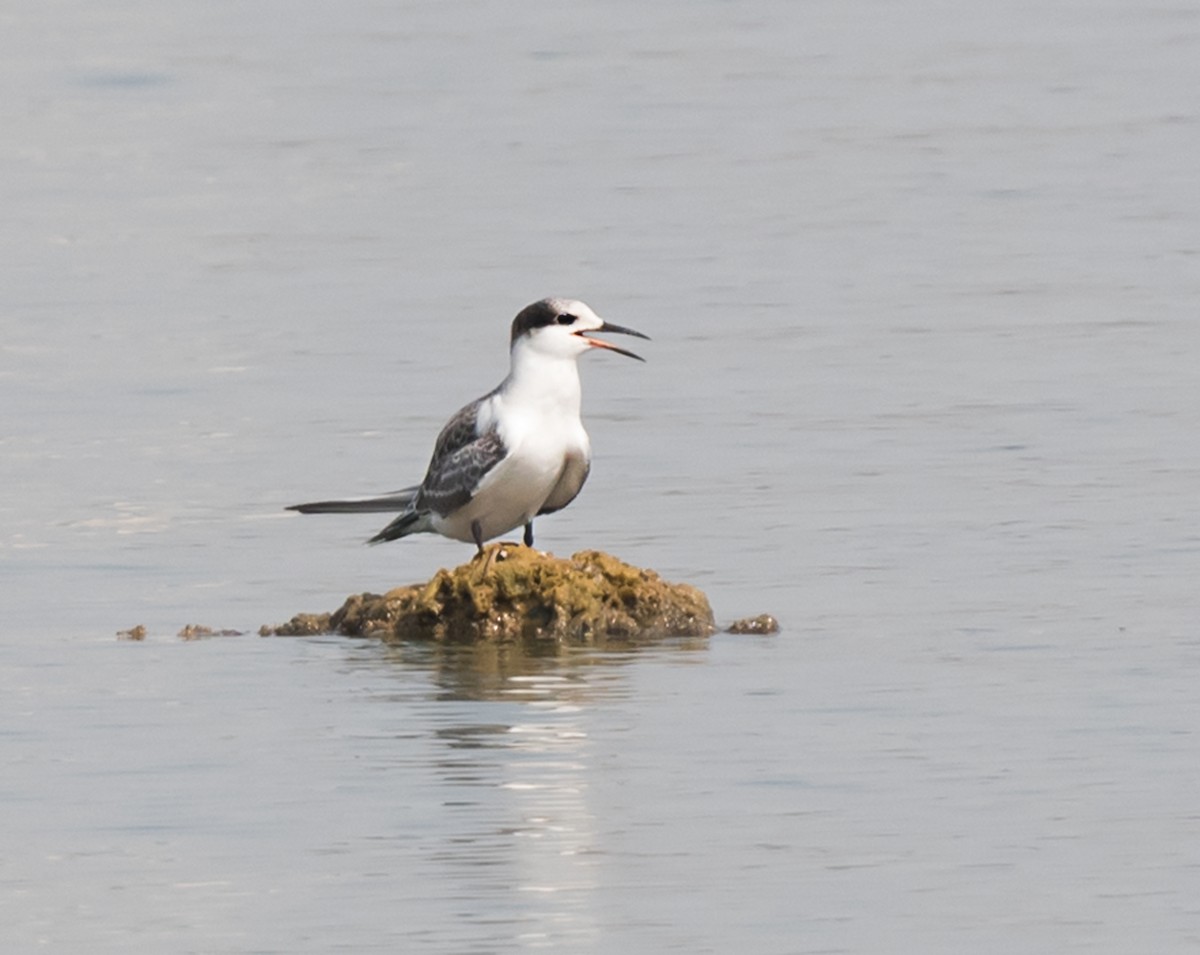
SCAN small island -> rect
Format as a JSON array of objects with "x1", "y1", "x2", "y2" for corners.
[{"x1": 262, "y1": 544, "x2": 716, "y2": 645}]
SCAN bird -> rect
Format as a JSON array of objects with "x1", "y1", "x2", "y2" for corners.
[{"x1": 287, "y1": 298, "x2": 648, "y2": 553}]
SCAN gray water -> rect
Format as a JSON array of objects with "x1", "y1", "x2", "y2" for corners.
[{"x1": 3, "y1": 1, "x2": 1199, "y2": 951}]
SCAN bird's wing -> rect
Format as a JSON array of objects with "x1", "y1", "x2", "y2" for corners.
[
  {"x1": 418, "y1": 429, "x2": 507, "y2": 516},
  {"x1": 537, "y1": 451, "x2": 591, "y2": 516},
  {"x1": 427, "y1": 395, "x2": 488, "y2": 463},
  {"x1": 415, "y1": 395, "x2": 509, "y2": 517}
]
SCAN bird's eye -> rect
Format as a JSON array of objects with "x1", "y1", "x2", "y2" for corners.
[{"x1": 556, "y1": 313, "x2": 575, "y2": 325}]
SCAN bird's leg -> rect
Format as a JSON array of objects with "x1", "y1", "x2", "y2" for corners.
[
  {"x1": 523, "y1": 522, "x2": 534, "y2": 547},
  {"x1": 471, "y1": 519, "x2": 484, "y2": 555}
]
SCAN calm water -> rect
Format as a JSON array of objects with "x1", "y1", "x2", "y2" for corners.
[{"x1": 3, "y1": 0, "x2": 1199, "y2": 951}]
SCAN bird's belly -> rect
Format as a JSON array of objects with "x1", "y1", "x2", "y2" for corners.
[{"x1": 433, "y1": 439, "x2": 578, "y2": 543}]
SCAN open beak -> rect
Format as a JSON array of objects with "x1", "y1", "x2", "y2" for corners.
[{"x1": 575, "y1": 321, "x2": 650, "y2": 362}]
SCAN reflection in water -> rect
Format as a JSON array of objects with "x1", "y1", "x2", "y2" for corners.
[
  {"x1": 434, "y1": 685, "x2": 597, "y2": 948},
  {"x1": 379, "y1": 635, "x2": 709, "y2": 703},
  {"x1": 368, "y1": 638, "x2": 707, "y2": 949}
]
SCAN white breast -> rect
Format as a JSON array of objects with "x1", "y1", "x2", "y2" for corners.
[{"x1": 432, "y1": 390, "x2": 591, "y2": 543}]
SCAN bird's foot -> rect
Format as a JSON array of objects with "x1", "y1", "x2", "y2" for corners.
[{"x1": 470, "y1": 541, "x2": 519, "y2": 577}]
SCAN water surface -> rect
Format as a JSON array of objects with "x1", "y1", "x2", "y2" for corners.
[{"x1": 3, "y1": 0, "x2": 1199, "y2": 951}]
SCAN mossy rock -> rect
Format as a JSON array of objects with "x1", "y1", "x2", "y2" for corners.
[{"x1": 264, "y1": 545, "x2": 715, "y2": 645}]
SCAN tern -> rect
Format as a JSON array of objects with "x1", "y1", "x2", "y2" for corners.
[{"x1": 288, "y1": 298, "x2": 648, "y2": 553}]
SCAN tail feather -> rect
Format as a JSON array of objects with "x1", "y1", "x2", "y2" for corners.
[
  {"x1": 367, "y1": 509, "x2": 432, "y2": 545},
  {"x1": 287, "y1": 487, "x2": 419, "y2": 515}
]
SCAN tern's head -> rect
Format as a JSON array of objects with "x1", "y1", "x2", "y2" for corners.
[{"x1": 509, "y1": 298, "x2": 649, "y2": 362}]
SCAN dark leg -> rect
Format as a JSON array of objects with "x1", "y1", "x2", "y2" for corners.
[
  {"x1": 471, "y1": 519, "x2": 484, "y2": 555},
  {"x1": 523, "y1": 522, "x2": 534, "y2": 547}
]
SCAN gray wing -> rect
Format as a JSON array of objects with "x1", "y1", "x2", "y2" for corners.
[
  {"x1": 416, "y1": 395, "x2": 508, "y2": 517},
  {"x1": 427, "y1": 395, "x2": 489, "y2": 463},
  {"x1": 418, "y1": 429, "x2": 507, "y2": 516},
  {"x1": 537, "y1": 451, "x2": 590, "y2": 516}
]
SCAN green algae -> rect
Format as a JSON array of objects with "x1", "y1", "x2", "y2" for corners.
[{"x1": 263, "y1": 544, "x2": 715, "y2": 645}]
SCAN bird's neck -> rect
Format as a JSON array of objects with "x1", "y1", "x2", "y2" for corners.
[{"x1": 501, "y1": 344, "x2": 583, "y2": 419}]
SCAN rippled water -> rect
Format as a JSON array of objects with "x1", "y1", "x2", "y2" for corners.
[
  {"x1": 4, "y1": 0, "x2": 1200, "y2": 951},
  {"x1": 6, "y1": 627, "x2": 1197, "y2": 952}
]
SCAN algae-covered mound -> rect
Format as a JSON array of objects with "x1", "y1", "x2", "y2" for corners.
[{"x1": 264, "y1": 545, "x2": 715, "y2": 644}]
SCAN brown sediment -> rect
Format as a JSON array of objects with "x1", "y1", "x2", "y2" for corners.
[
  {"x1": 177, "y1": 624, "x2": 245, "y2": 640},
  {"x1": 262, "y1": 544, "x2": 716, "y2": 645},
  {"x1": 725, "y1": 613, "x2": 781, "y2": 635}
]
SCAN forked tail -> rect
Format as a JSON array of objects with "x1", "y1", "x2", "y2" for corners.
[{"x1": 286, "y1": 487, "x2": 419, "y2": 515}]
